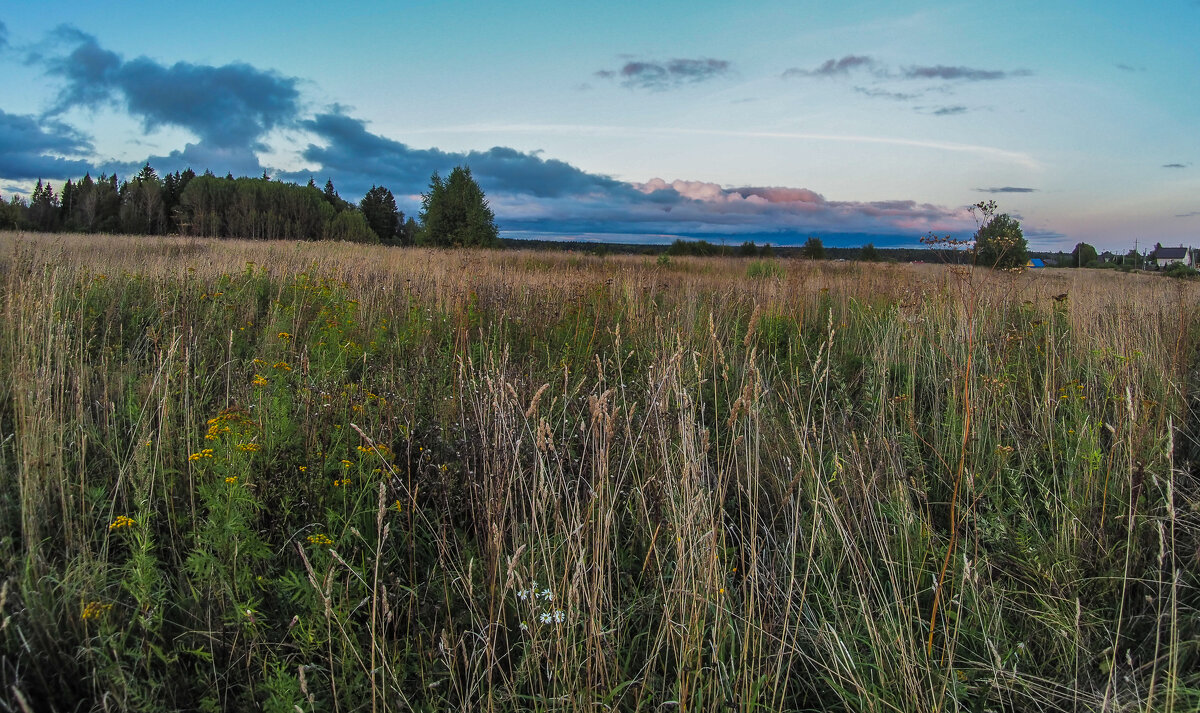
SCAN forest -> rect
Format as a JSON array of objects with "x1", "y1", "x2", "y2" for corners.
[{"x1": 0, "y1": 165, "x2": 429, "y2": 245}]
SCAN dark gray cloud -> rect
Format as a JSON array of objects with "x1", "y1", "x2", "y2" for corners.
[
  {"x1": 783, "y1": 55, "x2": 877, "y2": 78},
  {"x1": 1163, "y1": 163, "x2": 1188, "y2": 168},
  {"x1": 276, "y1": 109, "x2": 641, "y2": 202},
  {"x1": 929, "y1": 105, "x2": 968, "y2": 116},
  {"x1": 901, "y1": 65, "x2": 1028, "y2": 81},
  {"x1": 853, "y1": 86, "x2": 919, "y2": 101},
  {"x1": 0, "y1": 109, "x2": 94, "y2": 179},
  {"x1": 0, "y1": 20, "x2": 8, "y2": 51},
  {"x1": 1176, "y1": 211, "x2": 1200, "y2": 218},
  {"x1": 785, "y1": 57, "x2": 1027, "y2": 83},
  {"x1": 596, "y1": 58, "x2": 731, "y2": 90},
  {"x1": 975, "y1": 187, "x2": 1038, "y2": 193},
  {"x1": 1115, "y1": 63, "x2": 1145, "y2": 72},
  {"x1": 44, "y1": 27, "x2": 301, "y2": 152}
]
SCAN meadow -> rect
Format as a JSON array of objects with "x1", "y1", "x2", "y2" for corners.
[{"x1": 0, "y1": 231, "x2": 1196, "y2": 712}]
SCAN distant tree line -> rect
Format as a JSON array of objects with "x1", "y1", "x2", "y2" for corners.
[{"x1": 0, "y1": 163, "x2": 498, "y2": 248}]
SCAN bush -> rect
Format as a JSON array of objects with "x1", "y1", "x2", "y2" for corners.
[
  {"x1": 1163, "y1": 263, "x2": 1198, "y2": 279},
  {"x1": 746, "y1": 259, "x2": 785, "y2": 279}
]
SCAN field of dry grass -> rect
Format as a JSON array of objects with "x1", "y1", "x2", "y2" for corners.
[{"x1": 1, "y1": 230, "x2": 1197, "y2": 712}]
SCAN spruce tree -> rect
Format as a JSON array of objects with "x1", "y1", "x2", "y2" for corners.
[
  {"x1": 359, "y1": 185, "x2": 401, "y2": 244},
  {"x1": 418, "y1": 166, "x2": 498, "y2": 247}
]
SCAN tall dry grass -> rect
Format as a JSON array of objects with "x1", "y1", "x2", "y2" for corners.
[{"x1": 0, "y1": 230, "x2": 1196, "y2": 712}]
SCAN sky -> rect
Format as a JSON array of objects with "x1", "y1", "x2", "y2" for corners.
[{"x1": 1, "y1": 1, "x2": 1197, "y2": 249}]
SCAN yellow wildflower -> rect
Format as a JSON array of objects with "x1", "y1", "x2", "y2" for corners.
[
  {"x1": 81, "y1": 601, "x2": 113, "y2": 620},
  {"x1": 109, "y1": 515, "x2": 136, "y2": 530}
]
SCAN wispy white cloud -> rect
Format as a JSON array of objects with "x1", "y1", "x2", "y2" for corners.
[{"x1": 413, "y1": 123, "x2": 1041, "y2": 169}]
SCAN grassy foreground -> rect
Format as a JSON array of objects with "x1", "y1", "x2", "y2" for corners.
[{"x1": 0, "y1": 231, "x2": 1197, "y2": 712}]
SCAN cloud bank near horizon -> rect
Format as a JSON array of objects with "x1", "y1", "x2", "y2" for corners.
[{"x1": 3, "y1": 27, "x2": 983, "y2": 241}]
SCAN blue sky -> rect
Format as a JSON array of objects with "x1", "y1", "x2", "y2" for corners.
[{"x1": 1, "y1": 1, "x2": 1197, "y2": 249}]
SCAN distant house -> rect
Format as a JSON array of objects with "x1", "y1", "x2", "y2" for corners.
[
  {"x1": 1026, "y1": 258, "x2": 1045, "y2": 268},
  {"x1": 1153, "y1": 246, "x2": 1194, "y2": 269},
  {"x1": 1098, "y1": 251, "x2": 1118, "y2": 264}
]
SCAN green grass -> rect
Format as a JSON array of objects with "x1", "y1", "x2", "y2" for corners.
[{"x1": 0, "y1": 232, "x2": 1197, "y2": 712}]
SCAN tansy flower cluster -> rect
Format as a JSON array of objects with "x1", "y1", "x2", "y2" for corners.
[
  {"x1": 306, "y1": 533, "x2": 333, "y2": 546},
  {"x1": 81, "y1": 601, "x2": 114, "y2": 620},
  {"x1": 205, "y1": 410, "x2": 255, "y2": 441},
  {"x1": 188, "y1": 448, "x2": 215, "y2": 461},
  {"x1": 356, "y1": 444, "x2": 392, "y2": 458},
  {"x1": 109, "y1": 515, "x2": 136, "y2": 530}
]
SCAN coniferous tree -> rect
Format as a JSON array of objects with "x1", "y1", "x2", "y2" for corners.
[
  {"x1": 418, "y1": 166, "x2": 498, "y2": 247},
  {"x1": 359, "y1": 185, "x2": 402, "y2": 244},
  {"x1": 120, "y1": 163, "x2": 166, "y2": 234},
  {"x1": 30, "y1": 179, "x2": 60, "y2": 232},
  {"x1": 322, "y1": 179, "x2": 353, "y2": 213}
]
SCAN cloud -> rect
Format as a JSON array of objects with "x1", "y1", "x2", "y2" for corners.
[
  {"x1": 784, "y1": 56, "x2": 1028, "y2": 83},
  {"x1": 43, "y1": 26, "x2": 300, "y2": 166},
  {"x1": 1115, "y1": 63, "x2": 1145, "y2": 72},
  {"x1": 278, "y1": 112, "x2": 974, "y2": 238},
  {"x1": 901, "y1": 65, "x2": 1029, "y2": 81},
  {"x1": 276, "y1": 109, "x2": 639, "y2": 202},
  {"x1": 0, "y1": 20, "x2": 8, "y2": 51},
  {"x1": 1176, "y1": 211, "x2": 1200, "y2": 218},
  {"x1": 854, "y1": 86, "x2": 919, "y2": 101},
  {"x1": 1162, "y1": 163, "x2": 1188, "y2": 168},
  {"x1": 0, "y1": 109, "x2": 95, "y2": 179},
  {"x1": 783, "y1": 55, "x2": 877, "y2": 78},
  {"x1": 596, "y1": 58, "x2": 731, "y2": 90},
  {"x1": 929, "y1": 105, "x2": 968, "y2": 116},
  {"x1": 975, "y1": 187, "x2": 1037, "y2": 193},
  {"x1": 24, "y1": 29, "x2": 981, "y2": 242}
]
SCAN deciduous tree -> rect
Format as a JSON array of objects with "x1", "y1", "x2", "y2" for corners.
[{"x1": 972, "y1": 202, "x2": 1028, "y2": 269}]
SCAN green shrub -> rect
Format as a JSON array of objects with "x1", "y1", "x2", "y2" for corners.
[
  {"x1": 746, "y1": 259, "x2": 785, "y2": 279},
  {"x1": 1164, "y1": 263, "x2": 1198, "y2": 278}
]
